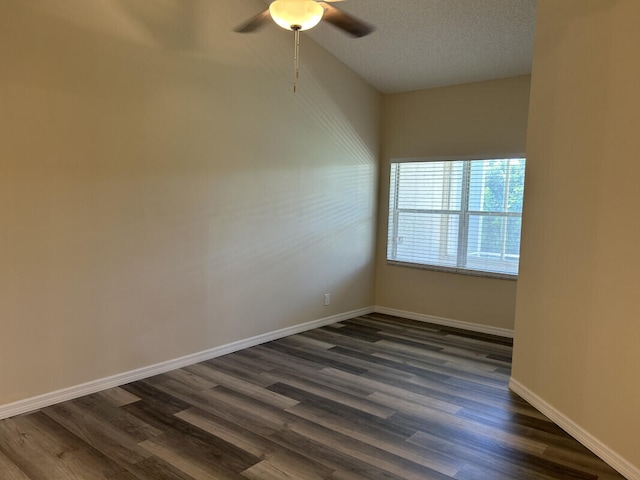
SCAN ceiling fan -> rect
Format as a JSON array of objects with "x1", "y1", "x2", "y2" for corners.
[
  {"x1": 234, "y1": 0, "x2": 373, "y2": 38},
  {"x1": 235, "y1": 0, "x2": 373, "y2": 92}
]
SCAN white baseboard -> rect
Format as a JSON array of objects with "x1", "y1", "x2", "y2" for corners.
[
  {"x1": 509, "y1": 378, "x2": 639, "y2": 480},
  {"x1": 373, "y1": 306, "x2": 514, "y2": 338},
  {"x1": 0, "y1": 306, "x2": 374, "y2": 421}
]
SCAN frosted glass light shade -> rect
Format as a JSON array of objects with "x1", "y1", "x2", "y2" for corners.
[{"x1": 269, "y1": 0, "x2": 324, "y2": 31}]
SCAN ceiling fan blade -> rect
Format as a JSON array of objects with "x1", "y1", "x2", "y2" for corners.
[
  {"x1": 234, "y1": 9, "x2": 272, "y2": 33},
  {"x1": 317, "y1": 2, "x2": 373, "y2": 38}
]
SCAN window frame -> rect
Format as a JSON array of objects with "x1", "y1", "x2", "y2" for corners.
[{"x1": 386, "y1": 155, "x2": 526, "y2": 280}]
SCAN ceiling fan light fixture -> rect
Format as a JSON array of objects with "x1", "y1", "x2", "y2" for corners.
[{"x1": 269, "y1": 0, "x2": 324, "y2": 31}]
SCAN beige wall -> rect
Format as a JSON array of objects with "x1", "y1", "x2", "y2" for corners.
[
  {"x1": 375, "y1": 76, "x2": 531, "y2": 330},
  {"x1": 0, "y1": 0, "x2": 379, "y2": 406},
  {"x1": 513, "y1": 0, "x2": 640, "y2": 473}
]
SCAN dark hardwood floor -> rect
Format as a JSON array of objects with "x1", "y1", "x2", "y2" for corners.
[{"x1": 0, "y1": 314, "x2": 626, "y2": 479}]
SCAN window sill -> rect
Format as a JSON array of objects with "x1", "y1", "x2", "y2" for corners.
[{"x1": 386, "y1": 260, "x2": 518, "y2": 281}]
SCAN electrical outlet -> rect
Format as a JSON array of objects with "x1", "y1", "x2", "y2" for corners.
[{"x1": 324, "y1": 293, "x2": 330, "y2": 306}]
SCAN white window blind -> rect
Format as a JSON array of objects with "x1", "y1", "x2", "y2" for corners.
[{"x1": 387, "y1": 158, "x2": 526, "y2": 278}]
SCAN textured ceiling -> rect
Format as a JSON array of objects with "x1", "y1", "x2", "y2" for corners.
[{"x1": 300, "y1": 0, "x2": 537, "y2": 94}]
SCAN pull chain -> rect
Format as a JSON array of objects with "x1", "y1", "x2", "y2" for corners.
[{"x1": 293, "y1": 26, "x2": 300, "y2": 93}]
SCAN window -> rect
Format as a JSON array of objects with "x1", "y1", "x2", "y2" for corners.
[{"x1": 387, "y1": 158, "x2": 526, "y2": 278}]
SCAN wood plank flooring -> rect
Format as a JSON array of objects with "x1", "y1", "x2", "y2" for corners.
[{"x1": 0, "y1": 314, "x2": 627, "y2": 479}]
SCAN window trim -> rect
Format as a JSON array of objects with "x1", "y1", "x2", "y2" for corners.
[
  {"x1": 386, "y1": 259, "x2": 519, "y2": 281},
  {"x1": 386, "y1": 155, "x2": 526, "y2": 281}
]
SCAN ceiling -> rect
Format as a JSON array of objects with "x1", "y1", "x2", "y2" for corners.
[{"x1": 295, "y1": 0, "x2": 537, "y2": 94}]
